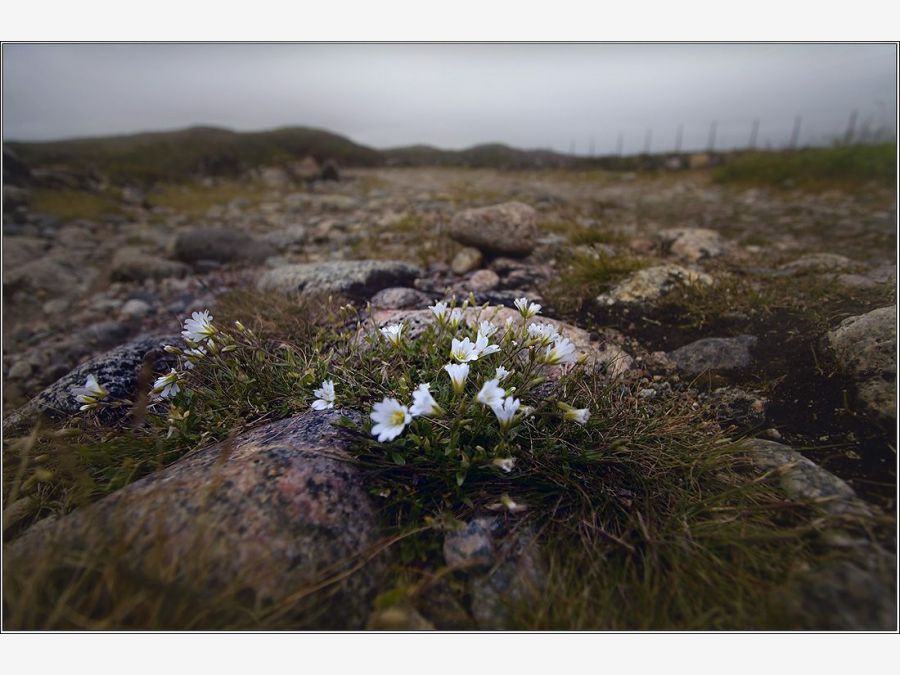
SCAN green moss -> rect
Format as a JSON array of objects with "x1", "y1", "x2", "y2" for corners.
[
  {"x1": 150, "y1": 180, "x2": 268, "y2": 217},
  {"x1": 29, "y1": 189, "x2": 123, "y2": 221}
]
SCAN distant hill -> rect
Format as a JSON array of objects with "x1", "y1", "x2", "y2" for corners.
[
  {"x1": 383, "y1": 143, "x2": 573, "y2": 169},
  {"x1": 6, "y1": 127, "x2": 581, "y2": 185},
  {"x1": 6, "y1": 126, "x2": 384, "y2": 184}
]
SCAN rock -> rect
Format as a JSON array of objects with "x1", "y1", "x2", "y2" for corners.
[
  {"x1": 595, "y1": 343, "x2": 635, "y2": 378},
  {"x1": 369, "y1": 287, "x2": 432, "y2": 310},
  {"x1": 442, "y1": 516, "x2": 544, "y2": 630},
  {"x1": 444, "y1": 518, "x2": 496, "y2": 570},
  {"x1": 776, "y1": 553, "x2": 897, "y2": 630},
  {"x1": 705, "y1": 387, "x2": 767, "y2": 429},
  {"x1": 668, "y1": 335, "x2": 757, "y2": 375},
  {"x1": 3, "y1": 254, "x2": 94, "y2": 301},
  {"x1": 466, "y1": 269, "x2": 500, "y2": 292},
  {"x1": 120, "y1": 299, "x2": 152, "y2": 320},
  {"x1": 451, "y1": 246, "x2": 483, "y2": 274},
  {"x1": 367, "y1": 605, "x2": 435, "y2": 630},
  {"x1": 596, "y1": 264, "x2": 713, "y2": 306},
  {"x1": 319, "y1": 160, "x2": 340, "y2": 181},
  {"x1": 657, "y1": 227, "x2": 728, "y2": 261},
  {"x1": 173, "y1": 227, "x2": 276, "y2": 265},
  {"x1": 2, "y1": 235, "x2": 48, "y2": 271},
  {"x1": 447, "y1": 202, "x2": 538, "y2": 256},
  {"x1": 284, "y1": 193, "x2": 358, "y2": 211},
  {"x1": 260, "y1": 166, "x2": 292, "y2": 189},
  {"x1": 825, "y1": 306, "x2": 896, "y2": 420},
  {"x1": 121, "y1": 187, "x2": 148, "y2": 207},
  {"x1": 260, "y1": 225, "x2": 308, "y2": 250},
  {"x1": 42, "y1": 298, "x2": 70, "y2": 315},
  {"x1": 7, "y1": 360, "x2": 33, "y2": 380},
  {"x1": 837, "y1": 264, "x2": 896, "y2": 289},
  {"x1": 291, "y1": 156, "x2": 320, "y2": 181},
  {"x1": 110, "y1": 247, "x2": 190, "y2": 282},
  {"x1": 2, "y1": 334, "x2": 181, "y2": 433},
  {"x1": 258, "y1": 260, "x2": 422, "y2": 298},
  {"x1": 778, "y1": 253, "x2": 859, "y2": 276},
  {"x1": 4, "y1": 410, "x2": 386, "y2": 630},
  {"x1": 75, "y1": 320, "x2": 132, "y2": 350},
  {"x1": 743, "y1": 439, "x2": 870, "y2": 520}
]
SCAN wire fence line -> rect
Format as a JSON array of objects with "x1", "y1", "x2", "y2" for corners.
[{"x1": 556, "y1": 108, "x2": 896, "y2": 157}]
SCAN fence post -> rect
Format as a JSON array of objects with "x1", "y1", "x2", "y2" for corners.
[
  {"x1": 844, "y1": 110, "x2": 858, "y2": 145},
  {"x1": 616, "y1": 132, "x2": 624, "y2": 156},
  {"x1": 674, "y1": 123, "x2": 683, "y2": 153},
  {"x1": 788, "y1": 115, "x2": 802, "y2": 149},
  {"x1": 707, "y1": 121, "x2": 717, "y2": 152},
  {"x1": 644, "y1": 128, "x2": 652, "y2": 155},
  {"x1": 748, "y1": 119, "x2": 759, "y2": 149}
]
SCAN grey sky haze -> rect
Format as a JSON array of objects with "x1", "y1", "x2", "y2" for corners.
[{"x1": 2, "y1": 43, "x2": 896, "y2": 154}]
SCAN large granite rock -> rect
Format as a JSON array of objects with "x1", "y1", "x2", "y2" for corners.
[
  {"x1": 2, "y1": 334, "x2": 180, "y2": 433},
  {"x1": 173, "y1": 227, "x2": 276, "y2": 265},
  {"x1": 668, "y1": 335, "x2": 757, "y2": 375},
  {"x1": 4, "y1": 409, "x2": 386, "y2": 630},
  {"x1": 825, "y1": 305, "x2": 896, "y2": 420},
  {"x1": 258, "y1": 260, "x2": 422, "y2": 298},
  {"x1": 447, "y1": 202, "x2": 538, "y2": 256},
  {"x1": 596, "y1": 264, "x2": 713, "y2": 306}
]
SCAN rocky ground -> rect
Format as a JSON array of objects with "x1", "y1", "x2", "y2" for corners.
[{"x1": 2, "y1": 163, "x2": 897, "y2": 629}]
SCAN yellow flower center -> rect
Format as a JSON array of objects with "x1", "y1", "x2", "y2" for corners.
[{"x1": 390, "y1": 410, "x2": 406, "y2": 426}]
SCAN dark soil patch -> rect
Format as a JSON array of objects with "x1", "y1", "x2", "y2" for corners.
[{"x1": 559, "y1": 300, "x2": 896, "y2": 513}]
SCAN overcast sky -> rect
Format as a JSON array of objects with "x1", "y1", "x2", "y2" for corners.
[{"x1": 2, "y1": 43, "x2": 896, "y2": 154}]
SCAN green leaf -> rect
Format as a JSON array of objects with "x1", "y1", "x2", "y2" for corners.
[{"x1": 391, "y1": 452, "x2": 406, "y2": 466}]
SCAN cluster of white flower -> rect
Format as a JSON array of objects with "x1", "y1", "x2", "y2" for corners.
[{"x1": 353, "y1": 298, "x2": 590, "y2": 454}]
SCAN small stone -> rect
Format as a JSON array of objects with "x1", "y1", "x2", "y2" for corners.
[
  {"x1": 258, "y1": 260, "x2": 422, "y2": 298},
  {"x1": 451, "y1": 246, "x2": 483, "y2": 274},
  {"x1": 110, "y1": 248, "x2": 190, "y2": 282},
  {"x1": 466, "y1": 269, "x2": 500, "y2": 292},
  {"x1": 596, "y1": 264, "x2": 713, "y2": 306},
  {"x1": 657, "y1": 227, "x2": 728, "y2": 262},
  {"x1": 668, "y1": 335, "x2": 757, "y2": 375},
  {"x1": 369, "y1": 287, "x2": 432, "y2": 310},
  {"x1": 173, "y1": 228, "x2": 276, "y2": 265},
  {"x1": 42, "y1": 298, "x2": 70, "y2": 315},
  {"x1": 448, "y1": 202, "x2": 538, "y2": 256},
  {"x1": 778, "y1": 253, "x2": 859, "y2": 276},
  {"x1": 7, "y1": 361, "x2": 33, "y2": 380},
  {"x1": 444, "y1": 518, "x2": 496, "y2": 570},
  {"x1": 119, "y1": 299, "x2": 152, "y2": 320}
]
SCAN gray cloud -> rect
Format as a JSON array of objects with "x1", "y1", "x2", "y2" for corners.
[{"x1": 2, "y1": 43, "x2": 895, "y2": 153}]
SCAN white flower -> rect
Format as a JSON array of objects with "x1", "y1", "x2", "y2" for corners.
[
  {"x1": 544, "y1": 337, "x2": 578, "y2": 365},
  {"x1": 527, "y1": 322, "x2": 560, "y2": 345},
  {"x1": 312, "y1": 379, "x2": 336, "y2": 410},
  {"x1": 370, "y1": 397, "x2": 412, "y2": 442},
  {"x1": 514, "y1": 297, "x2": 541, "y2": 319},
  {"x1": 443, "y1": 362, "x2": 470, "y2": 394},
  {"x1": 71, "y1": 374, "x2": 109, "y2": 410},
  {"x1": 495, "y1": 365, "x2": 512, "y2": 381},
  {"x1": 476, "y1": 378, "x2": 506, "y2": 408},
  {"x1": 410, "y1": 382, "x2": 442, "y2": 417},
  {"x1": 430, "y1": 301, "x2": 449, "y2": 322},
  {"x1": 478, "y1": 320, "x2": 498, "y2": 337},
  {"x1": 152, "y1": 369, "x2": 181, "y2": 399},
  {"x1": 491, "y1": 396, "x2": 521, "y2": 430},
  {"x1": 474, "y1": 331, "x2": 500, "y2": 357},
  {"x1": 492, "y1": 457, "x2": 516, "y2": 473},
  {"x1": 451, "y1": 337, "x2": 480, "y2": 362},
  {"x1": 380, "y1": 323, "x2": 405, "y2": 347},
  {"x1": 181, "y1": 310, "x2": 216, "y2": 342},
  {"x1": 182, "y1": 346, "x2": 207, "y2": 370},
  {"x1": 448, "y1": 307, "x2": 464, "y2": 329},
  {"x1": 558, "y1": 401, "x2": 590, "y2": 424},
  {"x1": 500, "y1": 493, "x2": 527, "y2": 512}
]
